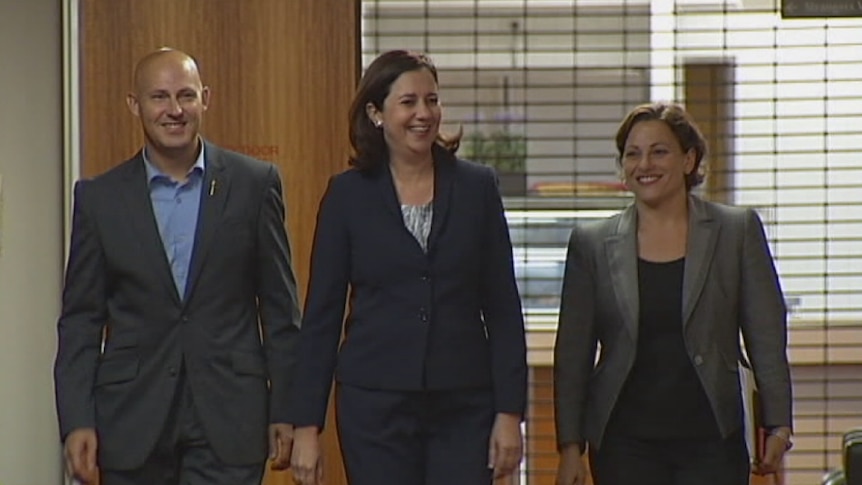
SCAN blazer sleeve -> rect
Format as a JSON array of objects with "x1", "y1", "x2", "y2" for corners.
[
  {"x1": 287, "y1": 176, "x2": 350, "y2": 429},
  {"x1": 554, "y1": 224, "x2": 598, "y2": 451},
  {"x1": 480, "y1": 169, "x2": 528, "y2": 417},
  {"x1": 256, "y1": 165, "x2": 302, "y2": 424},
  {"x1": 738, "y1": 208, "x2": 793, "y2": 430},
  {"x1": 54, "y1": 180, "x2": 107, "y2": 439}
]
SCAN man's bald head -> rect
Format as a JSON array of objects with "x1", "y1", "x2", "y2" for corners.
[
  {"x1": 132, "y1": 48, "x2": 202, "y2": 95},
  {"x1": 126, "y1": 48, "x2": 210, "y2": 166}
]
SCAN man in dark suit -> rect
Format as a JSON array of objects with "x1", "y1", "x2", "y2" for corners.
[{"x1": 54, "y1": 48, "x2": 301, "y2": 485}]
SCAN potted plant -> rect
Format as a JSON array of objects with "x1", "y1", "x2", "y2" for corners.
[{"x1": 463, "y1": 125, "x2": 527, "y2": 196}]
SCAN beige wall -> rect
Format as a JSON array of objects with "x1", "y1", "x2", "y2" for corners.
[{"x1": 0, "y1": 0, "x2": 65, "y2": 483}]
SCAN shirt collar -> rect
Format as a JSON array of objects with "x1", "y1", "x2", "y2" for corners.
[{"x1": 143, "y1": 141, "x2": 206, "y2": 183}]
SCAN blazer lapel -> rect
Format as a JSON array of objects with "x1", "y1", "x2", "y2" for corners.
[
  {"x1": 427, "y1": 146, "x2": 456, "y2": 254},
  {"x1": 682, "y1": 196, "x2": 719, "y2": 328},
  {"x1": 375, "y1": 163, "x2": 403, "y2": 224},
  {"x1": 374, "y1": 146, "x2": 455, "y2": 255},
  {"x1": 183, "y1": 142, "x2": 229, "y2": 303},
  {"x1": 605, "y1": 204, "x2": 639, "y2": 340},
  {"x1": 119, "y1": 154, "x2": 182, "y2": 306}
]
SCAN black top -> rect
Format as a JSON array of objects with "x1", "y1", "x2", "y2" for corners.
[{"x1": 608, "y1": 257, "x2": 721, "y2": 439}]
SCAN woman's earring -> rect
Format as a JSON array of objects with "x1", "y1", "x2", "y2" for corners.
[{"x1": 375, "y1": 120, "x2": 383, "y2": 128}]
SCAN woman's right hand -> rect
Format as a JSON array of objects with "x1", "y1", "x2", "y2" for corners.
[
  {"x1": 290, "y1": 426, "x2": 324, "y2": 485},
  {"x1": 556, "y1": 444, "x2": 588, "y2": 485}
]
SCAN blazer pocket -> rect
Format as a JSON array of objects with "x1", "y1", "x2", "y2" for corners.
[
  {"x1": 104, "y1": 334, "x2": 137, "y2": 351},
  {"x1": 721, "y1": 350, "x2": 741, "y2": 372},
  {"x1": 231, "y1": 350, "x2": 267, "y2": 377},
  {"x1": 220, "y1": 216, "x2": 254, "y2": 236},
  {"x1": 222, "y1": 215, "x2": 252, "y2": 229},
  {"x1": 95, "y1": 357, "x2": 139, "y2": 387}
]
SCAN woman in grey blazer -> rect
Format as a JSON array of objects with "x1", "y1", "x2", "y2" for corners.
[{"x1": 554, "y1": 102, "x2": 793, "y2": 485}]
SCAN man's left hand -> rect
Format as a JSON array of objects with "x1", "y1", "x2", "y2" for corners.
[{"x1": 268, "y1": 423, "x2": 294, "y2": 470}]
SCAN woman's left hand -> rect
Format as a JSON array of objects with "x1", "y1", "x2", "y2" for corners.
[
  {"x1": 488, "y1": 412, "x2": 523, "y2": 479},
  {"x1": 753, "y1": 426, "x2": 792, "y2": 476}
]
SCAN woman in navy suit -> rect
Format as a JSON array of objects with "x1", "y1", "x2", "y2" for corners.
[{"x1": 288, "y1": 50, "x2": 528, "y2": 485}]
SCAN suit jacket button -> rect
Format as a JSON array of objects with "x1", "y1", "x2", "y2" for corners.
[
  {"x1": 169, "y1": 366, "x2": 178, "y2": 377},
  {"x1": 693, "y1": 355, "x2": 704, "y2": 366},
  {"x1": 181, "y1": 316, "x2": 189, "y2": 323}
]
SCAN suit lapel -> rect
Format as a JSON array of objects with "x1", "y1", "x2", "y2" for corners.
[
  {"x1": 682, "y1": 196, "x2": 719, "y2": 328},
  {"x1": 183, "y1": 142, "x2": 229, "y2": 303},
  {"x1": 375, "y1": 163, "x2": 403, "y2": 223},
  {"x1": 119, "y1": 154, "x2": 182, "y2": 306},
  {"x1": 427, "y1": 146, "x2": 455, "y2": 254},
  {"x1": 605, "y1": 204, "x2": 639, "y2": 340},
  {"x1": 374, "y1": 146, "x2": 455, "y2": 255}
]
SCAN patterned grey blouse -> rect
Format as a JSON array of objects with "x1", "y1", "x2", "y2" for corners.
[{"x1": 401, "y1": 201, "x2": 433, "y2": 253}]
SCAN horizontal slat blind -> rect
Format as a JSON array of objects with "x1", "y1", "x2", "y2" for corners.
[{"x1": 362, "y1": 1, "x2": 862, "y2": 484}]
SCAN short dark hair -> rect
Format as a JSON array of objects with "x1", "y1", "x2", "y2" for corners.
[
  {"x1": 347, "y1": 50, "x2": 460, "y2": 171},
  {"x1": 615, "y1": 102, "x2": 707, "y2": 191}
]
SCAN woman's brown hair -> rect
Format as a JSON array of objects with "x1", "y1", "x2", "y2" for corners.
[
  {"x1": 347, "y1": 50, "x2": 460, "y2": 171},
  {"x1": 615, "y1": 102, "x2": 707, "y2": 191}
]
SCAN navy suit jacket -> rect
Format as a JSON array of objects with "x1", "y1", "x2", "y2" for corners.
[
  {"x1": 289, "y1": 146, "x2": 528, "y2": 428},
  {"x1": 54, "y1": 141, "x2": 301, "y2": 469}
]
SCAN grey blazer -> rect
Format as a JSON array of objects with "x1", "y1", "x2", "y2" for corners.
[{"x1": 553, "y1": 195, "x2": 792, "y2": 451}]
